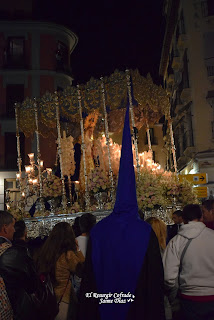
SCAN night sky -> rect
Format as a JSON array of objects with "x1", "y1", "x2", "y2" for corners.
[{"x1": 37, "y1": 0, "x2": 165, "y2": 85}]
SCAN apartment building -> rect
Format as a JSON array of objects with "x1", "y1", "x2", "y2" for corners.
[
  {"x1": 159, "y1": 0, "x2": 214, "y2": 197},
  {"x1": 0, "y1": 0, "x2": 78, "y2": 209}
]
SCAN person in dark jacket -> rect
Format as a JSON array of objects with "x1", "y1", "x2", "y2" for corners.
[
  {"x1": 78, "y1": 105, "x2": 165, "y2": 320},
  {"x1": 0, "y1": 211, "x2": 39, "y2": 320},
  {"x1": 166, "y1": 210, "x2": 183, "y2": 243},
  {"x1": 0, "y1": 210, "x2": 15, "y2": 246},
  {"x1": 202, "y1": 199, "x2": 214, "y2": 230}
]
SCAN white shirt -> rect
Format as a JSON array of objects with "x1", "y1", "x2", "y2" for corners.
[{"x1": 76, "y1": 235, "x2": 88, "y2": 257}]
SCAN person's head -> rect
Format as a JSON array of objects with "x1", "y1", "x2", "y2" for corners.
[
  {"x1": 146, "y1": 217, "x2": 167, "y2": 250},
  {"x1": 13, "y1": 220, "x2": 27, "y2": 241},
  {"x1": 182, "y1": 204, "x2": 202, "y2": 224},
  {"x1": 202, "y1": 199, "x2": 214, "y2": 223},
  {"x1": 72, "y1": 216, "x2": 81, "y2": 237},
  {"x1": 79, "y1": 213, "x2": 96, "y2": 235},
  {"x1": 0, "y1": 210, "x2": 15, "y2": 241},
  {"x1": 36, "y1": 222, "x2": 77, "y2": 282},
  {"x1": 172, "y1": 210, "x2": 183, "y2": 225}
]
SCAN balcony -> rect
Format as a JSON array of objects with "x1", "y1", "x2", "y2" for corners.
[
  {"x1": 180, "y1": 88, "x2": 192, "y2": 105},
  {"x1": 206, "y1": 90, "x2": 214, "y2": 108},
  {"x1": 207, "y1": 65, "x2": 214, "y2": 77},
  {"x1": 3, "y1": 55, "x2": 27, "y2": 69},
  {"x1": 201, "y1": 0, "x2": 214, "y2": 17},
  {"x1": 177, "y1": 34, "x2": 188, "y2": 51},
  {"x1": 56, "y1": 62, "x2": 73, "y2": 77}
]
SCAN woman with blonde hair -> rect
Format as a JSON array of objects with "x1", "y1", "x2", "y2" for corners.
[{"x1": 146, "y1": 217, "x2": 167, "y2": 256}]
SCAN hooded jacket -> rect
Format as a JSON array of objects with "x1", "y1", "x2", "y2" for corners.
[{"x1": 163, "y1": 221, "x2": 214, "y2": 297}]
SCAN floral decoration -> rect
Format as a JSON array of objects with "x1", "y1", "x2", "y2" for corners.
[
  {"x1": 43, "y1": 175, "x2": 62, "y2": 198},
  {"x1": 88, "y1": 167, "x2": 111, "y2": 194},
  {"x1": 136, "y1": 168, "x2": 198, "y2": 211}
]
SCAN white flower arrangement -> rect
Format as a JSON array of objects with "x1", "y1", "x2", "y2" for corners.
[
  {"x1": 88, "y1": 167, "x2": 111, "y2": 194},
  {"x1": 137, "y1": 168, "x2": 198, "y2": 211}
]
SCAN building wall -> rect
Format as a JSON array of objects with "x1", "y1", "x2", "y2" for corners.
[
  {"x1": 184, "y1": 0, "x2": 213, "y2": 152},
  {"x1": 40, "y1": 34, "x2": 56, "y2": 70},
  {"x1": 159, "y1": 0, "x2": 214, "y2": 196},
  {"x1": 0, "y1": 19, "x2": 78, "y2": 208}
]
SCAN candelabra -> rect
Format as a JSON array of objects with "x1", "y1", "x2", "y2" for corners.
[{"x1": 16, "y1": 152, "x2": 53, "y2": 212}]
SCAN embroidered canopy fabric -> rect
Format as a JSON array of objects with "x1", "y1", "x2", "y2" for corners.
[{"x1": 16, "y1": 69, "x2": 170, "y2": 137}]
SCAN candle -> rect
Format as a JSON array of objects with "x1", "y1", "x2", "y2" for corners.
[
  {"x1": 40, "y1": 160, "x2": 44, "y2": 167},
  {"x1": 22, "y1": 192, "x2": 25, "y2": 197},
  {"x1": 28, "y1": 153, "x2": 35, "y2": 162},
  {"x1": 16, "y1": 173, "x2": 20, "y2": 179},
  {"x1": 46, "y1": 168, "x2": 52, "y2": 175},
  {"x1": 25, "y1": 166, "x2": 31, "y2": 173},
  {"x1": 75, "y1": 181, "x2": 80, "y2": 191},
  {"x1": 32, "y1": 179, "x2": 38, "y2": 185}
]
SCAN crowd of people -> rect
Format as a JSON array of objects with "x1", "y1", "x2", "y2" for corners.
[
  {"x1": 1, "y1": 104, "x2": 214, "y2": 320},
  {"x1": 0, "y1": 202, "x2": 214, "y2": 320}
]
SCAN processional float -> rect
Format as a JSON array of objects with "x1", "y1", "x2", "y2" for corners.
[{"x1": 12, "y1": 69, "x2": 197, "y2": 226}]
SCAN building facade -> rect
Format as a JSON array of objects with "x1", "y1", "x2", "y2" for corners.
[
  {"x1": 0, "y1": 1, "x2": 78, "y2": 209},
  {"x1": 159, "y1": 0, "x2": 214, "y2": 197}
]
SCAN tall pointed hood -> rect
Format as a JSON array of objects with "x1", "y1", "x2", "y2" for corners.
[
  {"x1": 113, "y1": 103, "x2": 138, "y2": 216},
  {"x1": 89, "y1": 102, "x2": 151, "y2": 320}
]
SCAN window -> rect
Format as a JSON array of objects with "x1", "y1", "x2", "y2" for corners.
[
  {"x1": 201, "y1": 0, "x2": 214, "y2": 17},
  {"x1": 179, "y1": 10, "x2": 185, "y2": 34},
  {"x1": 182, "y1": 50, "x2": 189, "y2": 88},
  {"x1": 145, "y1": 128, "x2": 158, "y2": 145},
  {"x1": 6, "y1": 84, "x2": 24, "y2": 118},
  {"x1": 175, "y1": 135, "x2": 180, "y2": 159},
  {"x1": 56, "y1": 41, "x2": 69, "y2": 70},
  {"x1": 6, "y1": 37, "x2": 25, "y2": 67},
  {"x1": 4, "y1": 178, "x2": 21, "y2": 209},
  {"x1": 212, "y1": 121, "x2": 214, "y2": 139},
  {"x1": 4, "y1": 132, "x2": 25, "y2": 170}
]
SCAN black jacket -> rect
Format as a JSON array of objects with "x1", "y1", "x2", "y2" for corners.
[
  {"x1": 166, "y1": 224, "x2": 178, "y2": 244},
  {"x1": 0, "y1": 238, "x2": 39, "y2": 320}
]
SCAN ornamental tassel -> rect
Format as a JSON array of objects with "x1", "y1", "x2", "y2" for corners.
[
  {"x1": 126, "y1": 69, "x2": 140, "y2": 177},
  {"x1": 34, "y1": 101, "x2": 43, "y2": 199},
  {"x1": 168, "y1": 116, "x2": 177, "y2": 174},
  {"x1": 55, "y1": 93, "x2": 67, "y2": 212},
  {"x1": 146, "y1": 121, "x2": 153, "y2": 157},
  {"x1": 15, "y1": 103, "x2": 24, "y2": 209},
  {"x1": 77, "y1": 85, "x2": 90, "y2": 210},
  {"x1": 100, "y1": 77, "x2": 115, "y2": 204}
]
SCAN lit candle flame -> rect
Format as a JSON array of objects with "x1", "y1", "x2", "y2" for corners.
[
  {"x1": 46, "y1": 168, "x2": 52, "y2": 175},
  {"x1": 32, "y1": 179, "x2": 38, "y2": 185},
  {"x1": 25, "y1": 166, "x2": 31, "y2": 173},
  {"x1": 28, "y1": 153, "x2": 34, "y2": 161},
  {"x1": 16, "y1": 173, "x2": 20, "y2": 179}
]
